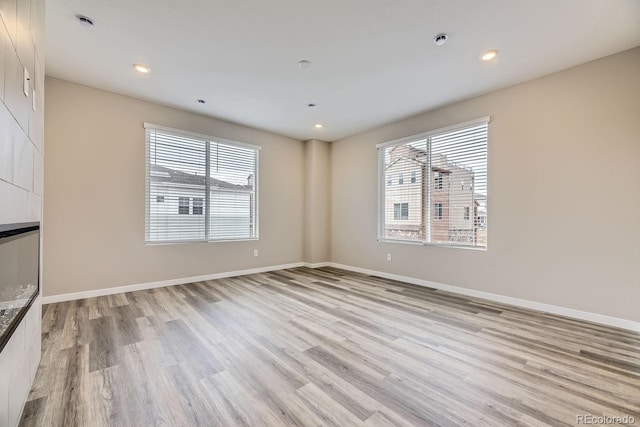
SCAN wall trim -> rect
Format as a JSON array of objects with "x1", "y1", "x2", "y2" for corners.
[
  {"x1": 326, "y1": 263, "x2": 640, "y2": 332},
  {"x1": 42, "y1": 262, "x2": 304, "y2": 304}
]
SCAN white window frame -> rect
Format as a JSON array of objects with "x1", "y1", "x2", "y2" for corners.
[
  {"x1": 178, "y1": 197, "x2": 190, "y2": 215},
  {"x1": 434, "y1": 171, "x2": 443, "y2": 190},
  {"x1": 393, "y1": 202, "x2": 409, "y2": 220},
  {"x1": 377, "y1": 117, "x2": 489, "y2": 250},
  {"x1": 193, "y1": 197, "x2": 204, "y2": 215},
  {"x1": 144, "y1": 123, "x2": 260, "y2": 244},
  {"x1": 434, "y1": 203, "x2": 443, "y2": 221}
]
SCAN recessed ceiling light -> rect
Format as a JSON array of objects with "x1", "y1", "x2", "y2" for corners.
[
  {"x1": 433, "y1": 33, "x2": 448, "y2": 46},
  {"x1": 314, "y1": 123, "x2": 323, "y2": 129},
  {"x1": 134, "y1": 64, "x2": 151, "y2": 73},
  {"x1": 481, "y1": 49, "x2": 499, "y2": 62},
  {"x1": 298, "y1": 60, "x2": 312, "y2": 69},
  {"x1": 76, "y1": 15, "x2": 95, "y2": 27}
]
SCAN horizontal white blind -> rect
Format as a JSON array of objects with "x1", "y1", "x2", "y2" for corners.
[
  {"x1": 145, "y1": 126, "x2": 258, "y2": 243},
  {"x1": 378, "y1": 120, "x2": 488, "y2": 248}
]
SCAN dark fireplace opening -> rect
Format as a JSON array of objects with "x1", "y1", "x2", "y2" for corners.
[{"x1": 0, "y1": 222, "x2": 40, "y2": 352}]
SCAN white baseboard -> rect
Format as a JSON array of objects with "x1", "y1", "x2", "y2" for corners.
[
  {"x1": 42, "y1": 260, "x2": 639, "y2": 332},
  {"x1": 303, "y1": 262, "x2": 331, "y2": 268},
  {"x1": 325, "y1": 263, "x2": 640, "y2": 333},
  {"x1": 42, "y1": 262, "x2": 305, "y2": 304}
]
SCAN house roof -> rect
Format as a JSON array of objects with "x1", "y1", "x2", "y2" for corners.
[
  {"x1": 390, "y1": 145, "x2": 427, "y2": 160},
  {"x1": 150, "y1": 164, "x2": 252, "y2": 191},
  {"x1": 385, "y1": 156, "x2": 425, "y2": 171},
  {"x1": 385, "y1": 151, "x2": 474, "y2": 175}
]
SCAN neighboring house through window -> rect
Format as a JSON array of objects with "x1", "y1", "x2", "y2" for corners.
[
  {"x1": 145, "y1": 124, "x2": 260, "y2": 243},
  {"x1": 377, "y1": 118, "x2": 489, "y2": 248}
]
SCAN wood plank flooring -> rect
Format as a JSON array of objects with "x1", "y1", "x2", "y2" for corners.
[{"x1": 19, "y1": 267, "x2": 640, "y2": 426}]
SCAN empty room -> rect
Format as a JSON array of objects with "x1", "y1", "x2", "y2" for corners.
[{"x1": 1, "y1": 0, "x2": 639, "y2": 426}]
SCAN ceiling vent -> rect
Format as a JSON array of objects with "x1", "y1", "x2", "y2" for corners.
[
  {"x1": 433, "y1": 33, "x2": 448, "y2": 46},
  {"x1": 76, "y1": 15, "x2": 95, "y2": 27}
]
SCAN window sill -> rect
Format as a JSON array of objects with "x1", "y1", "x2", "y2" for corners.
[
  {"x1": 145, "y1": 237, "x2": 259, "y2": 246},
  {"x1": 377, "y1": 238, "x2": 487, "y2": 251}
]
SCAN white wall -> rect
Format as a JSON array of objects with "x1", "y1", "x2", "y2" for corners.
[
  {"x1": 331, "y1": 47, "x2": 640, "y2": 323},
  {"x1": 0, "y1": 0, "x2": 45, "y2": 423},
  {"x1": 44, "y1": 77, "x2": 304, "y2": 297}
]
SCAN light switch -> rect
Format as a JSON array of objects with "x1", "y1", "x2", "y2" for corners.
[{"x1": 23, "y1": 67, "x2": 29, "y2": 97}]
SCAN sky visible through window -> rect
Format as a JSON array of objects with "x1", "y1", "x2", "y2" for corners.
[
  {"x1": 431, "y1": 125, "x2": 487, "y2": 198},
  {"x1": 210, "y1": 143, "x2": 255, "y2": 185},
  {"x1": 149, "y1": 135, "x2": 255, "y2": 186}
]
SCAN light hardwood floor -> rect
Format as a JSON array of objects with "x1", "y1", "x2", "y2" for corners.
[{"x1": 20, "y1": 267, "x2": 640, "y2": 426}]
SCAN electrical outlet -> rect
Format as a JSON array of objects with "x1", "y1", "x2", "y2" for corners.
[
  {"x1": 253, "y1": 249, "x2": 259, "y2": 257},
  {"x1": 386, "y1": 253, "x2": 392, "y2": 262}
]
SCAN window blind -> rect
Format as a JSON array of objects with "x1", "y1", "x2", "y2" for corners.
[
  {"x1": 145, "y1": 124, "x2": 259, "y2": 243},
  {"x1": 378, "y1": 118, "x2": 488, "y2": 248}
]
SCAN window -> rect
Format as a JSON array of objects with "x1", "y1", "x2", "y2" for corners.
[
  {"x1": 434, "y1": 203, "x2": 443, "y2": 220},
  {"x1": 178, "y1": 197, "x2": 190, "y2": 215},
  {"x1": 156, "y1": 195, "x2": 165, "y2": 203},
  {"x1": 193, "y1": 198, "x2": 204, "y2": 215},
  {"x1": 386, "y1": 175, "x2": 392, "y2": 186},
  {"x1": 398, "y1": 173, "x2": 404, "y2": 185},
  {"x1": 394, "y1": 203, "x2": 409, "y2": 220},
  {"x1": 145, "y1": 124, "x2": 259, "y2": 243},
  {"x1": 434, "y1": 171, "x2": 443, "y2": 189},
  {"x1": 378, "y1": 118, "x2": 488, "y2": 248}
]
